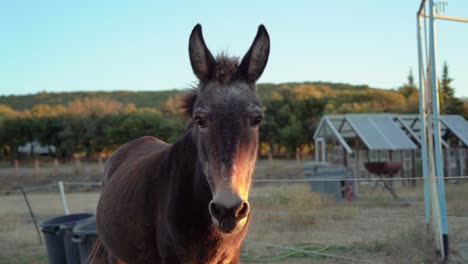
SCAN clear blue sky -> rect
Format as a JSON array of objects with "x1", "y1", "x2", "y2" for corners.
[{"x1": 1, "y1": 0, "x2": 467, "y2": 97}]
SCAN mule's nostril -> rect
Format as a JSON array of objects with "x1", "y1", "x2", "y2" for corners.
[
  {"x1": 209, "y1": 201, "x2": 226, "y2": 219},
  {"x1": 234, "y1": 202, "x2": 249, "y2": 220}
]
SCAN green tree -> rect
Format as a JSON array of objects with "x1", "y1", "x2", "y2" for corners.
[
  {"x1": 36, "y1": 116, "x2": 64, "y2": 156},
  {"x1": 440, "y1": 61, "x2": 463, "y2": 114},
  {"x1": 0, "y1": 104, "x2": 16, "y2": 118},
  {"x1": 259, "y1": 90, "x2": 325, "y2": 154},
  {"x1": 398, "y1": 68, "x2": 419, "y2": 113},
  {"x1": 462, "y1": 98, "x2": 468, "y2": 119},
  {"x1": 399, "y1": 69, "x2": 417, "y2": 98},
  {"x1": 0, "y1": 118, "x2": 29, "y2": 160}
]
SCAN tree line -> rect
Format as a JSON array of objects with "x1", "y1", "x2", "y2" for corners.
[{"x1": 1, "y1": 66, "x2": 466, "y2": 161}]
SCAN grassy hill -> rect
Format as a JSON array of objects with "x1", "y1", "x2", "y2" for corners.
[
  {"x1": 0, "y1": 90, "x2": 178, "y2": 110},
  {"x1": 0, "y1": 82, "x2": 399, "y2": 112}
]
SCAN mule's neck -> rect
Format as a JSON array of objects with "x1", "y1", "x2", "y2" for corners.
[{"x1": 162, "y1": 126, "x2": 212, "y2": 209}]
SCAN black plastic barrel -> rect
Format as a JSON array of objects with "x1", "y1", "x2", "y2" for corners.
[
  {"x1": 72, "y1": 218, "x2": 97, "y2": 264},
  {"x1": 40, "y1": 213, "x2": 94, "y2": 264}
]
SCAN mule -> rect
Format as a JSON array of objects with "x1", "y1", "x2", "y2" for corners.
[{"x1": 90, "y1": 24, "x2": 270, "y2": 264}]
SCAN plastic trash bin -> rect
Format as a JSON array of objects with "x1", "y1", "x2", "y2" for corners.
[
  {"x1": 72, "y1": 217, "x2": 97, "y2": 264},
  {"x1": 40, "y1": 213, "x2": 94, "y2": 264}
]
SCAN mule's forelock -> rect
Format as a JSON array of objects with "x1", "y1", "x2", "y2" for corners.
[
  {"x1": 180, "y1": 54, "x2": 240, "y2": 118},
  {"x1": 214, "y1": 54, "x2": 239, "y2": 84}
]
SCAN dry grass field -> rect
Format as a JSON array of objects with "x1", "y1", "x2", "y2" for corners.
[{"x1": 1, "y1": 159, "x2": 467, "y2": 263}]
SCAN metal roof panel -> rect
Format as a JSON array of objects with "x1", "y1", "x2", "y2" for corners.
[
  {"x1": 440, "y1": 115, "x2": 468, "y2": 146},
  {"x1": 346, "y1": 116, "x2": 417, "y2": 150},
  {"x1": 346, "y1": 117, "x2": 391, "y2": 150},
  {"x1": 371, "y1": 117, "x2": 418, "y2": 150}
]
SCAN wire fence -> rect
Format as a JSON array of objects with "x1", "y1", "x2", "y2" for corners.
[
  {"x1": 242, "y1": 240, "x2": 385, "y2": 264},
  {"x1": 1, "y1": 174, "x2": 468, "y2": 263},
  {"x1": 3, "y1": 175, "x2": 468, "y2": 220}
]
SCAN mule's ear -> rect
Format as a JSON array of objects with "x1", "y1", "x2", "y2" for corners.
[
  {"x1": 189, "y1": 24, "x2": 215, "y2": 82},
  {"x1": 239, "y1": 25, "x2": 270, "y2": 83}
]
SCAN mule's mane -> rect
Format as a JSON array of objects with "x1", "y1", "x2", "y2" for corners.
[
  {"x1": 180, "y1": 53, "x2": 240, "y2": 118},
  {"x1": 180, "y1": 87, "x2": 198, "y2": 118}
]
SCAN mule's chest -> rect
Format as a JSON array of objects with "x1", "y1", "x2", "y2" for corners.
[
  {"x1": 157, "y1": 229, "x2": 243, "y2": 264},
  {"x1": 160, "y1": 246, "x2": 240, "y2": 264}
]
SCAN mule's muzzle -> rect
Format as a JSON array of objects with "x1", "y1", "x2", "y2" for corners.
[{"x1": 209, "y1": 201, "x2": 250, "y2": 233}]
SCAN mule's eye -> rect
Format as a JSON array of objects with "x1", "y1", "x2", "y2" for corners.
[
  {"x1": 194, "y1": 116, "x2": 207, "y2": 128},
  {"x1": 251, "y1": 116, "x2": 263, "y2": 127}
]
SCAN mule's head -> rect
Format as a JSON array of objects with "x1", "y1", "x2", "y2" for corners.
[{"x1": 184, "y1": 24, "x2": 269, "y2": 234}]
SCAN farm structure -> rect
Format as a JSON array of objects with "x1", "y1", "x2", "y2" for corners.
[
  {"x1": 18, "y1": 140, "x2": 56, "y2": 156},
  {"x1": 313, "y1": 114, "x2": 468, "y2": 181}
]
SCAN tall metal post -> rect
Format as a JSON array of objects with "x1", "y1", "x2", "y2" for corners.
[
  {"x1": 428, "y1": 0, "x2": 449, "y2": 259},
  {"x1": 416, "y1": 15, "x2": 430, "y2": 228}
]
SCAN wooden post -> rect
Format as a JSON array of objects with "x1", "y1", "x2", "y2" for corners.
[
  {"x1": 53, "y1": 158, "x2": 59, "y2": 176},
  {"x1": 295, "y1": 148, "x2": 301, "y2": 169},
  {"x1": 74, "y1": 157, "x2": 81, "y2": 174},
  {"x1": 98, "y1": 156, "x2": 104, "y2": 172},
  {"x1": 34, "y1": 158, "x2": 40, "y2": 176},
  {"x1": 268, "y1": 152, "x2": 273, "y2": 168},
  {"x1": 14, "y1": 160, "x2": 19, "y2": 176}
]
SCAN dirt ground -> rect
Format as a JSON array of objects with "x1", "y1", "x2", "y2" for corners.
[{"x1": 1, "y1": 160, "x2": 467, "y2": 263}]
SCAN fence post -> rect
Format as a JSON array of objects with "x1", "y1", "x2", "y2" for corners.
[
  {"x1": 14, "y1": 160, "x2": 19, "y2": 176},
  {"x1": 296, "y1": 148, "x2": 301, "y2": 169},
  {"x1": 268, "y1": 152, "x2": 273, "y2": 168},
  {"x1": 53, "y1": 158, "x2": 59, "y2": 176},
  {"x1": 34, "y1": 158, "x2": 40, "y2": 176},
  {"x1": 58, "y1": 181, "x2": 70, "y2": 215},
  {"x1": 98, "y1": 156, "x2": 104, "y2": 172},
  {"x1": 19, "y1": 187, "x2": 42, "y2": 244},
  {"x1": 74, "y1": 157, "x2": 82, "y2": 174}
]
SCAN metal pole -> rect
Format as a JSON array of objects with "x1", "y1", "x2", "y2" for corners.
[
  {"x1": 426, "y1": 110, "x2": 443, "y2": 253},
  {"x1": 428, "y1": 0, "x2": 449, "y2": 259},
  {"x1": 421, "y1": 13, "x2": 468, "y2": 23},
  {"x1": 58, "y1": 181, "x2": 70, "y2": 215},
  {"x1": 417, "y1": 14, "x2": 431, "y2": 227},
  {"x1": 19, "y1": 187, "x2": 42, "y2": 244},
  {"x1": 422, "y1": 3, "x2": 442, "y2": 253}
]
